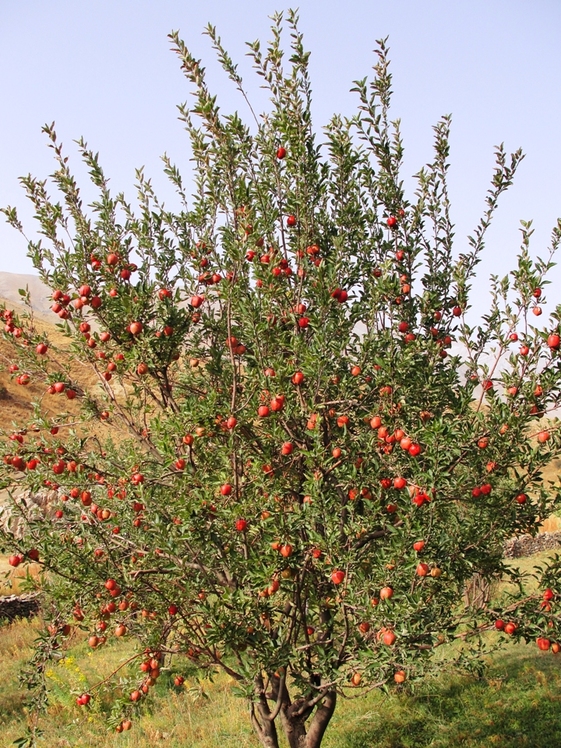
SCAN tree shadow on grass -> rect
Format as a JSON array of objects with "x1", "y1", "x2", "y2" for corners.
[{"x1": 335, "y1": 649, "x2": 561, "y2": 748}]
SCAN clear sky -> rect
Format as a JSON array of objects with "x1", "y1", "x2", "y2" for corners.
[{"x1": 1, "y1": 0, "x2": 560, "y2": 310}]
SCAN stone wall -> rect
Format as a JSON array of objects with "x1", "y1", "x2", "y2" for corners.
[
  {"x1": 503, "y1": 531, "x2": 561, "y2": 559},
  {"x1": 0, "y1": 592, "x2": 41, "y2": 622}
]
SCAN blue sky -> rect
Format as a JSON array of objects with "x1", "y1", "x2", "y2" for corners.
[{"x1": 1, "y1": 0, "x2": 560, "y2": 309}]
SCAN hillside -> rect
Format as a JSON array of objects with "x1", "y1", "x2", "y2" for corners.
[{"x1": 0, "y1": 271, "x2": 52, "y2": 319}]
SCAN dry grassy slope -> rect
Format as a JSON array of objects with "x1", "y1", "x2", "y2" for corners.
[
  {"x1": 0, "y1": 271, "x2": 52, "y2": 319},
  {"x1": 0, "y1": 295, "x2": 88, "y2": 427},
  {"x1": 0, "y1": 292, "x2": 108, "y2": 457}
]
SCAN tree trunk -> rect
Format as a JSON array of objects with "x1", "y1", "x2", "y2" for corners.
[
  {"x1": 250, "y1": 676, "x2": 281, "y2": 748},
  {"x1": 250, "y1": 677, "x2": 337, "y2": 748},
  {"x1": 280, "y1": 691, "x2": 337, "y2": 748}
]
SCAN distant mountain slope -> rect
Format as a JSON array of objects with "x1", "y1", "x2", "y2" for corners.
[{"x1": 0, "y1": 272, "x2": 52, "y2": 319}]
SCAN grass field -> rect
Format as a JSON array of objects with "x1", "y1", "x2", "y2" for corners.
[
  {"x1": 1, "y1": 550, "x2": 560, "y2": 747},
  {"x1": 1, "y1": 617, "x2": 560, "y2": 748}
]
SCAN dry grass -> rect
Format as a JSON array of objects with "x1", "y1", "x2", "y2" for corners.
[
  {"x1": 0, "y1": 614, "x2": 561, "y2": 748},
  {"x1": 0, "y1": 555, "x2": 42, "y2": 595}
]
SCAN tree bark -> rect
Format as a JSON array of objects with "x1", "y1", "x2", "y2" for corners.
[
  {"x1": 250, "y1": 676, "x2": 281, "y2": 748},
  {"x1": 250, "y1": 677, "x2": 337, "y2": 748},
  {"x1": 279, "y1": 690, "x2": 337, "y2": 748},
  {"x1": 305, "y1": 691, "x2": 337, "y2": 748}
]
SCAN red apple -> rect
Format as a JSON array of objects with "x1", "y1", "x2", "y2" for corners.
[{"x1": 331, "y1": 570, "x2": 345, "y2": 585}]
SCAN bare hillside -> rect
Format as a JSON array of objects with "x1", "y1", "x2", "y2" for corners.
[{"x1": 0, "y1": 272, "x2": 52, "y2": 319}]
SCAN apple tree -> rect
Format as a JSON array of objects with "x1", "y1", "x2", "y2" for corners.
[{"x1": 2, "y1": 11, "x2": 561, "y2": 748}]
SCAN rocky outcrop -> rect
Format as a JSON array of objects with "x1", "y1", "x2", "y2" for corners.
[{"x1": 0, "y1": 488, "x2": 57, "y2": 538}]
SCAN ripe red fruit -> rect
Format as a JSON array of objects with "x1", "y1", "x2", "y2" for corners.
[
  {"x1": 226, "y1": 416, "x2": 237, "y2": 429},
  {"x1": 337, "y1": 415, "x2": 349, "y2": 428},
  {"x1": 533, "y1": 306, "x2": 542, "y2": 316},
  {"x1": 8, "y1": 554, "x2": 22, "y2": 567},
  {"x1": 220, "y1": 483, "x2": 232, "y2": 496},
  {"x1": 351, "y1": 365, "x2": 361, "y2": 376},
  {"x1": 258, "y1": 405, "x2": 270, "y2": 418},
  {"x1": 399, "y1": 436, "x2": 412, "y2": 451},
  {"x1": 281, "y1": 442, "x2": 294, "y2": 456},
  {"x1": 408, "y1": 443, "x2": 421, "y2": 456},
  {"x1": 168, "y1": 604, "x2": 178, "y2": 615},
  {"x1": 504, "y1": 622, "x2": 517, "y2": 635},
  {"x1": 382, "y1": 629, "x2": 396, "y2": 645},
  {"x1": 270, "y1": 395, "x2": 285, "y2": 411},
  {"x1": 36, "y1": 342, "x2": 48, "y2": 355},
  {"x1": 298, "y1": 316, "x2": 309, "y2": 328},
  {"x1": 379, "y1": 586, "x2": 393, "y2": 600},
  {"x1": 543, "y1": 588, "x2": 554, "y2": 601},
  {"x1": 452, "y1": 305, "x2": 462, "y2": 316},
  {"x1": 276, "y1": 146, "x2": 286, "y2": 159},
  {"x1": 280, "y1": 544, "x2": 293, "y2": 558},
  {"x1": 129, "y1": 321, "x2": 143, "y2": 335},
  {"x1": 11, "y1": 456, "x2": 25, "y2": 471},
  {"x1": 537, "y1": 637, "x2": 551, "y2": 651},
  {"x1": 175, "y1": 458, "x2": 186, "y2": 470},
  {"x1": 53, "y1": 460, "x2": 66, "y2": 475},
  {"x1": 291, "y1": 371, "x2": 305, "y2": 385},
  {"x1": 515, "y1": 493, "x2": 527, "y2": 504},
  {"x1": 494, "y1": 619, "x2": 505, "y2": 630},
  {"x1": 331, "y1": 570, "x2": 345, "y2": 585},
  {"x1": 393, "y1": 476, "x2": 406, "y2": 490},
  {"x1": 158, "y1": 288, "x2": 172, "y2": 300},
  {"x1": 386, "y1": 216, "x2": 397, "y2": 228},
  {"x1": 286, "y1": 215, "x2": 297, "y2": 227},
  {"x1": 413, "y1": 540, "x2": 425, "y2": 552},
  {"x1": 66, "y1": 389, "x2": 77, "y2": 400},
  {"x1": 416, "y1": 562, "x2": 430, "y2": 577},
  {"x1": 235, "y1": 518, "x2": 248, "y2": 532},
  {"x1": 537, "y1": 430, "x2": 551, "y2": 444},
  {"x1": 547, "y1": 333, "x2": 560, "y2": 350}
]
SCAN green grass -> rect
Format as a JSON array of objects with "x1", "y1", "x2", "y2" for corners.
[
  {"x1": 1, "y1": 551, "x2": 561, "y2": 747},
  {"x1": 1, "y1": 620, "x2": 560, "y2": 748}
]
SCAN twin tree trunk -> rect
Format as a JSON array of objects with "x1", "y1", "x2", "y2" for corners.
[{"x1": 250, "y1": 675, "x2": 337, "y2": 748}]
